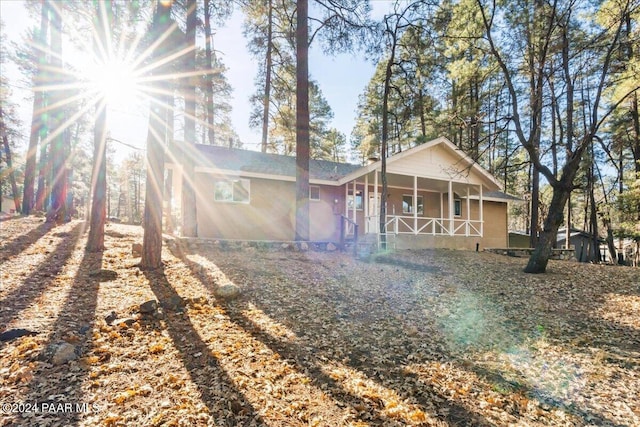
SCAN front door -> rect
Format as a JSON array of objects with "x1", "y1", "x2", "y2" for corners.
[{"x1": 367, "y1": 195, "x2": 379, "y2": 234}]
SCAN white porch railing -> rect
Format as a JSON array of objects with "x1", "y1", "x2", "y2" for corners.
[{"x1": 375, "y1": 215, "x2": 483, "y2": 237}]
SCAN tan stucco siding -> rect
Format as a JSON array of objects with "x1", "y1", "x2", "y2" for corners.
[
  {"x1": 195, "y1": 174, "x2": 295, "y2": 240},
  {"x1": 481, "y1": 201, "x2": 508, "y2": 248},
  {"x1": 195, "y1": 172, "x2": 342, "y2": 241},
  {"x1": 309, "y1": 186, "x2": 342, "y2": 241},
  {"x1": 387, "y1": 146, "x2": 485, "y2": 185}
]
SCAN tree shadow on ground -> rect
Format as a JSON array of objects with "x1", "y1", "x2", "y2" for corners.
[
  {"x1": 0, "y1": 220, "x2": 53, "y2": 261},
  {"x1": 143, "y1": 267, "x2": 262, "y2": 425},
  {"x1": 0, "y1": 222, "x2": 82, "y2": 328},
  {"x1": 468, "y1": 364, "x2": 627, "y2": 427},
  {"x1": 373, "y1": 254, "x2": 443, "y2": 274},
  {"x1": 16, "y1": 249, "x2": 103, "y2": 426},
  {"x1": 225, "y1": 299, "x2": 491, "y2": 426},
  {"x1": 181, "y1": 246, "x2": 639, "y2": 426},
  {"x1": 175, "y1": 247, "x2": 492, "y2": 426}
]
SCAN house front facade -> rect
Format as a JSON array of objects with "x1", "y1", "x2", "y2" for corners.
[{"x1": 166, "y1": 137, "x2": 515, "y2": 250}]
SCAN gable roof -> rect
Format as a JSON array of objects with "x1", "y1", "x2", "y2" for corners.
[
  {"x1": 189, "y1": 144, "x2": 360, "y2": 182},
  {"x1": 337, "y1": 137, "x2": 504, "y2": 191}
]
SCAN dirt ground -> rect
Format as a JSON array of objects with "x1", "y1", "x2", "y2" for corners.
[{"x1": 0, "y1": 217, "x2": 639, "y2": 426}]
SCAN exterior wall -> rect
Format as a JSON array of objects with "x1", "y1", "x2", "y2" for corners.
[
  {"x1": 388, "y1": 145, "x2": 485, "y2": 185},
  {"x1": 310, "y1": 185, "x2": 343, "y2": 241},
  {"x1": 192, "y1": 171, "x2": 507, "y2": 249},
  {"x1": 195, "y1": 173, "x2": 294, "y2": 240},
  {"x1": 195, "y1": 172, "x2": 341, "y2": 241},
  {"x1": 480, "y1": 201, "x2": 508, "y2": 248}
]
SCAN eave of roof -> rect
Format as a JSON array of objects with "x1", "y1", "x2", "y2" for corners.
[{"x1": 185, "y1": 144, "x2": 360, "y2": 183}]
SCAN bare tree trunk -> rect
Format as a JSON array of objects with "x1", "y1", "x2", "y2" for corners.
[
  {"x1": 525, "y1": 181, "x2": 571, "y2": 272},
  {"x1": 295, "y1": 0, "x2": 310, "y2": 242},
  {"x1": 181, "y1": 0, "x2": 197, "y2": 237},
  {"x1": 46, "y1": 4, "x2": 67, "y2": 223},
  {"x1": 87, "y1": 0, "x2": 112, "y2": 252},
  {"x1": 23, "y1": 0, "x2": 49, "y2": 215},
  {"x1": 87, "y1": 101, "x2": 108, "y2": 251},
  {"x1": 588, "y1": 167, "x2": 600, "y2": 262},
  {"x1": 141, "y1": 1, "x2": 172, "y2": 269},
  {"x1": 380, "y1": 29, "x2": 397, "y2": 248},
  {"x1": 261, "y1": 0, "x2": 273, "y2": 153},
  {"x1": 204, "y1": 0, "x2": 216, "y2": 145},
  {"x1": 0, "y1": 109, "x2": 21, "y2": 213},
  {"x1": 35, "y1": 140, "x2": 48, "y2": 211},
  {"x1": 141, "y1": 99, "x2": 166, "y2": 268},
  {"x1": 530, "y1": 165, "x2": 540, "y2": 247}
]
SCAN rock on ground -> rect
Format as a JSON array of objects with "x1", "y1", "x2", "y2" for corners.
[{"x1": 216, "y1": 284, "x2": 241, "y2": 299}]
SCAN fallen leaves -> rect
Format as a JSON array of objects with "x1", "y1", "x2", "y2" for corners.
[{"x1": 0, "y1": 218, "x2": 639, "y2": 426}]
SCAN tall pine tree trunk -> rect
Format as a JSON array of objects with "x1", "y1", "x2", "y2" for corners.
[
  {"x1": 87, "y1": 0, "x2": 112, "y2": 252},
  {"x1": 261, "y1": 0, "x2": 273, "y2": 153},
  {"x1": 46, "y1": 4, "x2": 67, "y2": 223},
  {"x1": 87, "y1": 103, "x2": 107, "y2": 251},
  {"x1": 141, "y1": 1, "x2": 172, "y2": 269},
  {"x1": 35, "y1": 135, "x2": 48, "y2": 211},
  {"x1": 380, "y1": 38, "x2": 396, "y2": 248},
  {"x1": 295, "y1": 0, "x2": 310, "y2": 242},
  {"x1": 0, "y1": 108, "x2": 21, "y2": 213},
  {"x1": 379, "y1": 12, "x2": 403, "y2": 248},
  {"x1": 204, "y1": 0, "x2": 216, "y2": 145},
  {"x1": 181, "y1": 0, "x2": 197, "y2": 237},
  {"x1": 23, "y1": 0, "x2": 49, "y2": 215}
]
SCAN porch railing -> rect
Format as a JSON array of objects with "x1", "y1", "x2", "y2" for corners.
[
  {"x1": 381, "y1": 215, "x2": 483, "y2": 237},
  {"x1": 339, "y1": 215, "x2": 358, "y2": 256}
]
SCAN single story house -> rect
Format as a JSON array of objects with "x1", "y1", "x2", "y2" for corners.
[{"x1": 165, "y1": 137, "x2": 516, "y2": 250}]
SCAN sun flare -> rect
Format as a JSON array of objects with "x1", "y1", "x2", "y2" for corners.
[{"x1": 88, "y1": 58, "x2": 141, "y2": 109}]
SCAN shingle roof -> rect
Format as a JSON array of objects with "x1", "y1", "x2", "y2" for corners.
[
  {"x1": 193, "y1": 144, "x2": 361, "y2": 181},
  {"x1": 484, "y1": 191, "x2": 522, "y2": 201}
]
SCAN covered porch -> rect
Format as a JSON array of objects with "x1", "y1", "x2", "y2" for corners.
[{"x1": 341, "y1": 170, "x2": 485, "y2": 241}]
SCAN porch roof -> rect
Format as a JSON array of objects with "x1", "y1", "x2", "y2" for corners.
[
  {"x1": 338, "y1": 137, "x2": 504, "y2": 192},
  {"x1": 190, "y1": 144, "x2": 360, "y2": 182}
]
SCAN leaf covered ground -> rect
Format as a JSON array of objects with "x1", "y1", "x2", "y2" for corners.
[{"x1": 0, "y1": 217, "x2": 639, "y2": 426}]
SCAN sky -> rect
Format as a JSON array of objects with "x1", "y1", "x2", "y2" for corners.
[{"x1": 0, "y1": 0, "x2": 387, "y2": 163}]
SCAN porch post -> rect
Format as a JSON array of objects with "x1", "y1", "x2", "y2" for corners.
[
  {"x1": 466, "y1": 186, "x2": 470, "y2": 236},
  {"x1": 437, "y1": 191, "x2": 443, "y2": 235},
  {"x1": 413, "y1": 175, "x2": 418, "y2": 235},
  {"x1": 344, "y1": 184, "x2": 348, "y2": 217},
  {"x1": 448, "y1": 180, "x2": 454, "y2": 236},
  {"x1": 479, "y1": 184, "x2": 483, "y2": 236},
  {"x1": 364, "y1": 174, "x2": 369, "y2": 233},
  {"x1": 352, "y1": 180, "x2": 356, "y2": 223},
  {"x1": 374, "y1": 169, "x2": 379, "y2": 233}
]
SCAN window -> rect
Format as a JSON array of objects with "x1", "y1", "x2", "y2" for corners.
[
  {"x1": 214, "y1": 178, "x2": 250, "y2": 203},
  {"x1": 454, "y1": 199, "x2": 462, "y2": 216},
  {"x1": 402, "y1": 195, "x2": 424, "y2": 215},
  {"x1": 309, "y1": 186, "x2": 320, "y2": 201},
  {"x1": 347, "y1": 190, "x2": 363, "y2": 210}
]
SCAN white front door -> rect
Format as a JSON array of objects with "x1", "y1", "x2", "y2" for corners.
[{"x1": 367, "y1": 195, "x2": 380, "y2": 234}]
